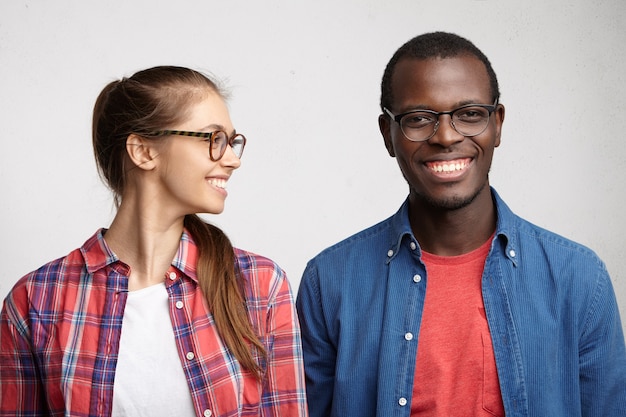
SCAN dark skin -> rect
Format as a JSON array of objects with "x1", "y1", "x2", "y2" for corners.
[{"x1": 379, "y1": 55, "x2": 505, "y2": 256}]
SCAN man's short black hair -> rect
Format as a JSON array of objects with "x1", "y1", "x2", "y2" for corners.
[{"x1": 380, "y1": 32, "x2": 500, "y2": 112}]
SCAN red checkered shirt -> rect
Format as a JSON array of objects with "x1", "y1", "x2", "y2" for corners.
[{"x1": 0, "y1": 229, "x2": 308, "y2": 417}]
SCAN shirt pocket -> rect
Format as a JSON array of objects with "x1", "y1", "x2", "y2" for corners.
[
  {"x1": 241, "y1": 334, "x2": 275, "y2": 408},
  {"x1": 482, "y1": 332, "x2": 505, "y2": 417}
]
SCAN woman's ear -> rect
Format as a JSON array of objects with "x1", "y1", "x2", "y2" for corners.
[{"x1": 126, "y1": 134, "x2": 159, "y2": 170}]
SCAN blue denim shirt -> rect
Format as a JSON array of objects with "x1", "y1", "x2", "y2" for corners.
[{"x1": 296, "y1": 188, "x2": 626, "y2": 417}]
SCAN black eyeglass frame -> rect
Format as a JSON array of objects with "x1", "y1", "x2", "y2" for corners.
[
  {"x1": 149, "y1": 129, "x2": 246, "y2": 161},
  {"x1": 383, "y1": 100, "x2": 499, "y2": 142}
]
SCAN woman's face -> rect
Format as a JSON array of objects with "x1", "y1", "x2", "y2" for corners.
[{"x1": 152, "y1": 91, "x2": 242, "y2": 218}]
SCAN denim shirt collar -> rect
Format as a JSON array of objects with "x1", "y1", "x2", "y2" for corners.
[
  {"x1": 387, "y1": 187, "x2": 519, "y2": 267},
  {"x1": 491, "y1": 188, "x2": 519, "y2": 267},
  {"x1": 386, "y1": 199, "x2": 417, "y2": 264}
]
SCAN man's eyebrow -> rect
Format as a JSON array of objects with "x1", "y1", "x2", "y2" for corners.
[
  {"x1": 454, "y1": 99, "x2": 489, "y2": 107},
  {"x1": 396, "y1": 103, "x2": 430, "y2": 112},
  {"x1": 399, "y1": 99, "x2": 491, "y2": 113}
]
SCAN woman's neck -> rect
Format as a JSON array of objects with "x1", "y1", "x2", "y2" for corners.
[{"x1": 104, "y1": 196, "x2": 185, "y2": 291}]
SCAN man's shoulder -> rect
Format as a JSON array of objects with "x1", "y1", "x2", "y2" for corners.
[
  {"x1": 310, "y1": 214, "x2": 396, "y2": 263},
  {"x1": 495, "y1": 192, "x2": 605, "y2": 270},
  {"x1": 516, "y1": 216, "x2": 603, "y2": 265}
]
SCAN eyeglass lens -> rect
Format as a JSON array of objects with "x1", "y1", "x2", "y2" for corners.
[
  {"x1": 210, "y1": 131, "x2": 245, "y2": 160},
  {"x1": 401, "y1": 106, "x2": 491, "y2": 141}
]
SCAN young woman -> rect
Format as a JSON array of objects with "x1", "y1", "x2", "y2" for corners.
[{"x1": 0, "y1": 66, "x2": 308, "y2": 417}]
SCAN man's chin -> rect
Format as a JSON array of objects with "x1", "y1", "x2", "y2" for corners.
[
  {"x1": 425, "y1": 194, "x2": 475, "y2": 211},
  {"x1": 413, "y1": 182, "x2": 488, "y2": 211}
]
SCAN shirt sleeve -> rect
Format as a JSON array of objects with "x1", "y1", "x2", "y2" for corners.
[
  {"x1": 260, "y1": 266, "x2": 309, "y2": 417},
  {"x1": 578, "y1": 265, "x2": 626, "y2": 416},
  {"x1": 296, "y1": 261, "x2": 335, "y2": 417},
  {"x1": 1, "y1": 286, "x2": 46, "y2": 416}
]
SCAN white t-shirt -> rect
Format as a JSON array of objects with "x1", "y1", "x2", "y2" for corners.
[{"x1": 112, "y1": 283, "x2": 196, "y2": 417}]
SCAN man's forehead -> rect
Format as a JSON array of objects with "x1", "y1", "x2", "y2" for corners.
[
  {"x1": 390, "y1": 55, "x2": 492, "y2": 103},
  {"x1": 393, "y1": 54, "x2": 488, "y2": 77}
]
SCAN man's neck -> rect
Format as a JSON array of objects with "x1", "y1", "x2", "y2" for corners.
[{"x1": 408, "y1": 188, "x2": 496, "y2": 256}]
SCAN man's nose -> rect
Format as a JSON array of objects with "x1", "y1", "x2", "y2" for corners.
[{"x1": 428, "y1": 115, "x2": 464, "y2": 147}]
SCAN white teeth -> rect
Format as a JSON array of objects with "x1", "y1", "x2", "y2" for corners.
[
  {"x1": 208, "y1": 179, "x2": 227, "y2": 189},
  {"x1": 431, "y1": 161, "x2": 466, "y2": 173}
]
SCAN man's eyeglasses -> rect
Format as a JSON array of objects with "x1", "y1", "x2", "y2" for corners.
[
  {"x1": 149, "y1": 130, "x2": 246, "y2": 161},
  {"x1": 383, "y1": 101, "x2": 498, "y2": 142}
]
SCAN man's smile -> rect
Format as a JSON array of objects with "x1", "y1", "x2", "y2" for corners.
[{"x1": 425, "y1": 158, "x2": 471, "y2": 173}]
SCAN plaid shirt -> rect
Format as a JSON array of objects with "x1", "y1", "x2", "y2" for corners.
[{"x1": 1, "y1": 229, "x2": 308, "y2": 417}]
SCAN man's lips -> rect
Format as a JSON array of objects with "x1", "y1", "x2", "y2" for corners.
[{"x1": 425, "y1": 158, "x2": 471, "y2": 173}]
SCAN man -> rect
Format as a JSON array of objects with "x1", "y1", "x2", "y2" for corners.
[{"x1": 296, "y1": 32, "x2": 626, "y2": 417}]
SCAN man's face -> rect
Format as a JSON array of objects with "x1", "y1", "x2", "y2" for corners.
[{"x1": 379, "y1": 55, "x2": 504, "y2": 211}]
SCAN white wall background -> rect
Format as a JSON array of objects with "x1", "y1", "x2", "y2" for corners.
[{"x1": 1, "y1": 1, "x2": 625, "y2": 334}]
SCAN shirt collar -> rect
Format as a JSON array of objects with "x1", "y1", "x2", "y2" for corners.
[
  {"x1": 387, "y1": 187, "x2": 518, "y2": 266},
  {"x1": 387, "y1": 199, "x2": 418, "y2": 263},
  {"x1": 171, "y1": 229, "x2": 199, "y2": 283},
  {"x1": 491, "y1": 188, "x2": 519, "y2": 266},
  {"x1": 81, "y1": 228, "x2": 120, "y2": 274},
  {"x1": 80, "y1": 228, "x2": 200, "y2": 280}
]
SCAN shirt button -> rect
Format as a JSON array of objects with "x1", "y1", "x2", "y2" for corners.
[
  {"x1": 399, "y1": 397, "x2": 407, "y2": 406},
  {"x1": 186, "y1": 352, "x2": 195, "y2": 360},
  {"x1": 168, "y1": 272, "x2": 177, "y2": 280},
  {"x1": 509, "y1": 249, "x2": 516, "y2": 258},
  {"x1": 413, "y1": 274, "x2": 421, "y2": 283},
  {"x1": 175, "y1": 301, "x2": 184, "y2": 309},
  {"x1": 203, "y1": 410, "x2": 212, "y2": 417},
  {"x1": 387, "y1": 249, "x2": 394, "y2": 257},
  {"x1": 410, "y1": 242, "x2": 417, "y2": 250},
  {"x1": 404, "y1": 332, "x2": 413, "y2": 341}
]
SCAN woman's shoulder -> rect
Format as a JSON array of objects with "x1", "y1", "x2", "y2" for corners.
[
  {"x1": 6, "y1": 230, "x2": 107, "y2": 307},
  {"x1": 234, "y1": 248, "x2": 284, "y2": 274},
  {"x1": 234, "y1": 248, "x2": 291, "y2": 301},
  {"x1": 4, "y1": 247, "x2": 87, "y2": 321}
]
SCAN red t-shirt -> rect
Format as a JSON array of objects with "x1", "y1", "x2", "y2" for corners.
[{"x1": 411, "y1": 237, "x2": 505, "y2": 416}]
